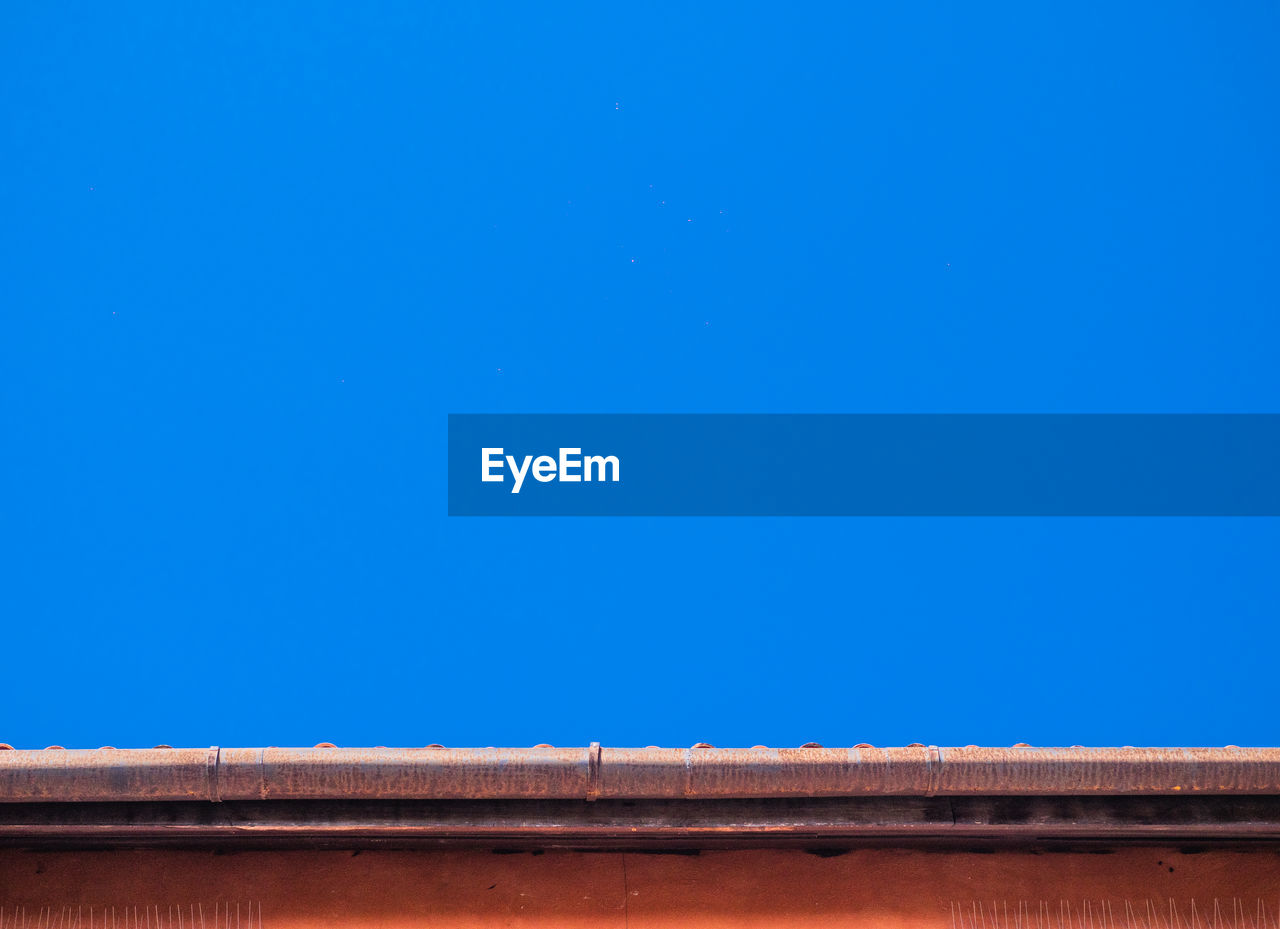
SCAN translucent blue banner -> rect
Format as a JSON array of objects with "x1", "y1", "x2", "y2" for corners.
[{"x1": 447, "y1": 415, "x2": 1280, "y2": 516}]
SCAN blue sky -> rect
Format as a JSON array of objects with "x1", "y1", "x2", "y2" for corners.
[{"x1": 3, "y1": 2, "x2": 1278, "y2": 748}]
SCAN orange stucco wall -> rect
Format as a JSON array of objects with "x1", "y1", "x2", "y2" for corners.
[{"x1": 3, "y1": 847, "x2": 1278, "y2": 929}]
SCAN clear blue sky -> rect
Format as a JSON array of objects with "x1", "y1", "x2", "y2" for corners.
[{"x1": 4, "y1": 2, "x2": 1278, "y2": 749}]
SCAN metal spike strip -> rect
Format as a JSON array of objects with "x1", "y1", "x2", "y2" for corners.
[
  {"x1": 0, "y1": 908, "x2": 260, "y2": 929},
  {"x1": 951, "y1": 901, "x2": 1280, "y2": 929}
]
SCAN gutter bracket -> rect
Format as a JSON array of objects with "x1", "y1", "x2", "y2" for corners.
[{"x1": 586, "y1": 742, "x2": 602, "y2": 801}]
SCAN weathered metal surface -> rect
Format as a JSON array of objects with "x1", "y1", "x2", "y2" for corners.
[
  {"x1": 219, "y1": 747, "x2": 592, "y2": 800},
  {"x1": 597, "y1": 746, "x2": 939, "y2": 798},
  {"x1": 2, "y1": 796, "x2": 1280, "y2": 849},
  {"x1": 3, "y1": 847, "x2": 1279, "y2": 929},
  {"x1": 0, "y1": 747, "x2": 216, "y2": 802},
  {"x1": 934, "y1": 746, "x2": 1280, "y2": 794},
  {"x1": 1, "y1": 746, "x2": 1278, "y2": 803}
]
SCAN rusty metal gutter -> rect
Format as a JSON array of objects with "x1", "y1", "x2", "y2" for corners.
[{"x1": 1, "y1": 745, "x2": 1279, "y2": 803}]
